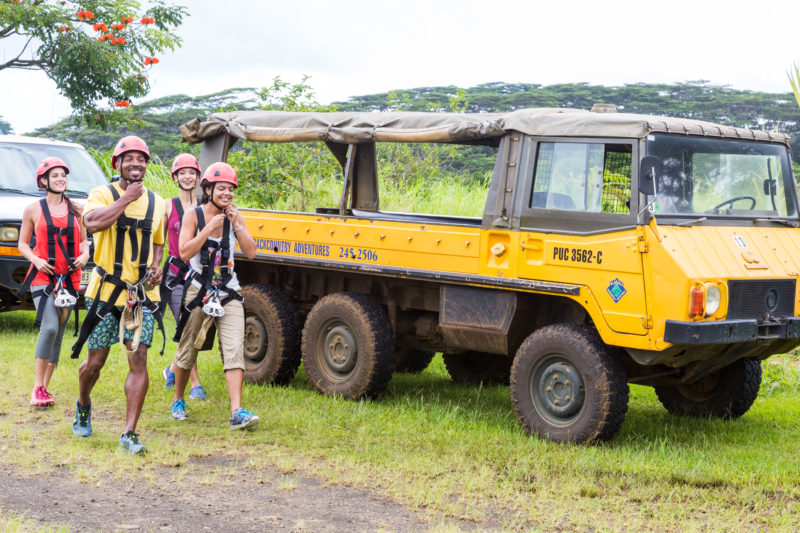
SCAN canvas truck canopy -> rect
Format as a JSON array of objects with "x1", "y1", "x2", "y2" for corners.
[{"x1": 180, "y1": 108, "x2": 791, "y2": 146}]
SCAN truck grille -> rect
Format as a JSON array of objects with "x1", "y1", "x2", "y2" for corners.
[{"x1": 727, "y1": 279, "x2": 796, "y2": 320}]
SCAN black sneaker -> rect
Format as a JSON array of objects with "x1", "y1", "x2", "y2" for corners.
[
  {"x1": 119, "y1": 431, "x2": 147, "y2": 455},
  {"x1": 72, "y1": 401, "x2": 92, "y2": 437}
]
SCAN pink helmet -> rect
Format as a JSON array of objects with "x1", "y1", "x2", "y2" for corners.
[
  {"x1": 111, "y1": 135, "x2": 150, "y2": 170},
  {"x1": 171, "y1": 153, "x2": 201, "y2": 176},
  {"x1": 36, "y1": 157, "x2": 70, "y2": 188},
  {"x1": 201, "y1": 162, "x2": 238, "y2": 187}
]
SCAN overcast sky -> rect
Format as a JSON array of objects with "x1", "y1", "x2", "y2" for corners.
[{"x1": 2, "y1": 0, "x2": 800, "y2": 134}]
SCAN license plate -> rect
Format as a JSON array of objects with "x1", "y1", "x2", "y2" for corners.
[{"x1": 80, "y1": 269, "x2": 92, "y2": 287}]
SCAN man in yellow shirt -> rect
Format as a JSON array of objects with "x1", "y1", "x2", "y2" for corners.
[{"x1": 70, "y1": 136, "x2": 165, "y2": 455}]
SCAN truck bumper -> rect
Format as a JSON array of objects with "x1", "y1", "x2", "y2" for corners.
[
  {"x1": 664, "y1": 318, "x2": 800, "y2": 345},
  {"x1": 0, "y1": 256, "x2": 29, "y2": 291}
]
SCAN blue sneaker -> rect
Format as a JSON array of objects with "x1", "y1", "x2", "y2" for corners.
[
  {"x1": 119, "y1": 431, "x2": 147, "y2": 455},
  {"x1": 170, "y1": 399, "x2": 188, "y2": 421},
  {"x1": 162, "y1": 365, "x2": 175, "y2": 389},
  {"x1": 72, "y1": 401, "x2": 92, "y2": 437},
  {"x1": 189, "y1": 385, "x2": 207, "y2": 400},
  {"x1": 229, "y1": 408, "x2": 259, "y2": 430}
]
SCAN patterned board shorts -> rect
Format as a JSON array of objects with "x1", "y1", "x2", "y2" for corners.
[{"x1": 85, "y1": 297, "x2": 155, "y2": 350}]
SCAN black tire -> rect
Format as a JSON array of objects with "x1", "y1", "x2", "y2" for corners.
[
  {"x1": 394, "y1": 347, "x2": 435, "y2": 374},
  {"x1": 655, "y1": 358, "x2": 762, "y2": 419},
  {"x1": 510, "y1": 324, "x2": 629, "y2": 444},
  {"x1": 241, "y1": 284, "x2": 301, "y2": 385},
  {"x1": 302, "y1": 292, "x2": 394, "y2": 399},
  {"x1": 443, "y1": 351, "x2": 511, "y2": 385}
]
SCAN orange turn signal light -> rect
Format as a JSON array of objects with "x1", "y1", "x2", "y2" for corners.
[{"x1": 689, "y1": 286, "x2": 704, "y2": 317}]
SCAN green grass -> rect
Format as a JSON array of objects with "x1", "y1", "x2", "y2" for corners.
[
  {"x1": 2, "y1": 310, "x2": 799, "y2": 530},
  {"x1": 0, "y1": 507, "x2": 69, "y2": 533}
]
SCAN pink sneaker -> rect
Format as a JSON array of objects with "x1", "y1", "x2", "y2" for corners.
[
  {"x1": 30, "y1": 385, "x2": 54, "y2": 407},
  {"x1": 43, "y1": 388, "x2": 55, "y2": 404}
]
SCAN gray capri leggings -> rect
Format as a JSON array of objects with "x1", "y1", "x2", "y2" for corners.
[
  {"x1": 166, "y1": 271, "x2": 185, "y2": 323},
  {"x1": 31, "y1": 284, "x2": 73, "y2": 364}
]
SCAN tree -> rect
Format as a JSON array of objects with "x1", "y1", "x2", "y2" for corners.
[
  {"x1": 0, "y1": 114, "x2": 12, "y2": 134},
  {"x1": 789, "y1": 62, "x2": 800, "y2": 109},
  {"x1": 0, "y1": 0, "x2": 186, "y2": 126}
]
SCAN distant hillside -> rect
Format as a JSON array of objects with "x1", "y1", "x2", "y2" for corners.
[{"x1": 31, "y1": 81, "x2": 800, "y2": 164}]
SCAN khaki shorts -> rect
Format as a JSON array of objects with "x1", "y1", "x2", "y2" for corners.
[{"x1": 174, "y1": 284, "x2": 245, "y2": 372}]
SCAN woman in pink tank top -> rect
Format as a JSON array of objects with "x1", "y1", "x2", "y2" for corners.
[
  {"x1": 18, "y1": 157, "x2": 90, "y2": 407},
  {"x1": 160, "y1": 154, "x2": 207, "y2": 399}
]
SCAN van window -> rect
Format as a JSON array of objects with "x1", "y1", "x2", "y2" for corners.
[{"x1": 531, "y1": 142, "x2": 631, "y2": 214}]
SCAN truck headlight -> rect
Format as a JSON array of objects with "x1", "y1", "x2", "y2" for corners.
[
  {"x1": 0, "y1": 226, "x2": 19, "y2": 242},
  {"x1": 704, "y1": 283, "x2": 721, "y2": 316}
]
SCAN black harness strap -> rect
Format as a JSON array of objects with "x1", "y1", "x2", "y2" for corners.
[
  {"x1": 173, "y1": 206, "x2": 242, "y2": 342},
  {"x1": 18, "y1": 198, "x2": 80, "y2": 329},
  {"x1": 159, "y1": 197, "x2": 192, "y2": 308},
  {"x1": 71, "y1": 185, "x2": 165, "y2": 358}
]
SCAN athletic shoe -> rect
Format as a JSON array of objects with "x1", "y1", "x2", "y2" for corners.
[
  {"x1": 189, "y1": 385, "x2": 207, "y2": 400},
  {"x1": 43, "y1": 388, "x2": 55, "y2": 404},
  {"x1": 119, "y1": 431, "x2": 147, "y2": 455},
  {"x1": 170, "y1": 399, "x2": 188, "y2": 421},
  {"x1": 30, "y1": 385, "x2": 54, "y2": 407},
  {"x1": 162, "y1": 365, "x2": 175, "y2": 389},
  {"x1": 229, "y1": 408, "x2": 259, "y2": 430},
  {"x1": 72, "y1": 401, "x2": 92, "y2": 437}
]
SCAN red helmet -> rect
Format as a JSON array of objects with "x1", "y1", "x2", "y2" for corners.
[
  {"x1": 171, "y1": 153, "x2": 201, "y2": 176},
  {"x1": 111, "y1": 135, "x2": 150, "y2": 170},
  {"x1": 36, "y1": 157, "x2": 70, "y2": 188},
  {"x1": 201, "y1": 162, "x2": 238, "y2": 187}
]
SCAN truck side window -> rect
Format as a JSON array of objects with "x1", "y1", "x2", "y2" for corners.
[{"x1": 530, "y1": 142, "x2": 631, "y2": 214}]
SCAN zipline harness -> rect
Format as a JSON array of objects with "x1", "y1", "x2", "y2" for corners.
[
  {"x1": 71, "y1": 184, "x2": 165, "y2": 359},
  {"x1": 17, "y1": 198, "x2": 80, "y2": 330}
]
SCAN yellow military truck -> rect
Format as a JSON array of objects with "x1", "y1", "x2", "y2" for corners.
[{"x1": 181, "y1": 108, "x2": 800, "y2": 443}]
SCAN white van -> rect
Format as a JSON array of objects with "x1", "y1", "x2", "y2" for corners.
[{"x1": 0, "y1": 135, "x2": 108, "y2": 312}]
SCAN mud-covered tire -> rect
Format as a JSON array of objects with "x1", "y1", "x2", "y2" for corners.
[
  {"x1": 443, "y1": 351, "x2": 511, "y2": 385},
  {"x1": 394, "y1": 347, "x2": 435, "y2": 374},
  {"x1": 241, "y1": 284, "x2": 301, "y2": 385},
  {"x1": 510, "y1": 324, "x2": 629, "y2": 444},
  {"x1": 302, "y1": 292, "x2": 394, "y2": 399},
  {"x1": 655, "y1": 358, "x2": 762, "y2": 419}
]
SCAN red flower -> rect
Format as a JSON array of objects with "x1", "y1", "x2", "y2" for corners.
[
  {"x1": 92, "y1": 23, "x2": 108, "y2": 32},
  {"x1": 115, "y1": 37, "x2": 126, "y2": 44},
  {"x1": 123, "y1": 16, "x2": 134, "y2": 24},
  {"x1": 143, "y1": 57, "x2": 159, "y2": 65},
  {"x1": 115, "y1": 100, "x2": 130, "y2": 108},
  {"x1": 112, "y1": 24, "x2": 126, "y2": 31},
  {"x1": 60, "y1": 26, "x2": 70, "y2": 32},
  {"x1": 76, "y1": 10, "x2": 95, "y2": 20}
]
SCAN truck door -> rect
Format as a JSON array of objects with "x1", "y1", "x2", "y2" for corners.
[{"x1": 515, "y1": 138, "x2": 649, "y2": 336}]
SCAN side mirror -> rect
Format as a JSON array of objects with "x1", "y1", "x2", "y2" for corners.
[{"x1": 638, "y1": 156, "x2": 662, "y2": 196}]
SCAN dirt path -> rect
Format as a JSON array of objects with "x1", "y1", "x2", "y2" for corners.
[{"x1": 1, "y1": 461, "x2": 472, "y2": 532}]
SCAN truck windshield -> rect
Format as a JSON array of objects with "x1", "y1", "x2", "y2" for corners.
[
  {"x1": 0, "y1": 142, "x2": 108, "y2": 195},
  {"x1": 645, "y1": 134, "x2": 798, "y2": 219}
]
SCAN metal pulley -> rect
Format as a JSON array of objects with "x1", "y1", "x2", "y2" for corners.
[
  {"x1": 53, "y1": 276, "x2": 77, "y2": 308},
  {"x1": 202, "y1": 287, "x2": 225, "y2": 317}
]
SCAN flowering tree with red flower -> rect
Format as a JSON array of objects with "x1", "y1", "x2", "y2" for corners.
[{"x1": 0, "y1": 0, "x2": 186, "y2": 127}]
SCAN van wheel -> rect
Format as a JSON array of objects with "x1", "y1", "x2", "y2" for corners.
[
  {"x1": 655, "y1": 358, "x2": 762, "y2": 419},
  {"x1": 302, "y1": 293, "x2": 394, "y2": 399},
  {"x1": 443, "y1": 351, "x2": 511, "y2": 385},
  {"x1": 510, "y1": 324, "x2": 628, "y2": 444},
  {"x1": 241, "y1": 284, "x2": 301, "y2": 385},
  {"x1": 394, "y1": 347, "x2": 435, "y2": 373}
]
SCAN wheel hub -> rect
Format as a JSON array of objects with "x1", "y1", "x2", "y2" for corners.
[
  {"x1": 532, "y1": 357, "x2": 585, "y2": 423},
  {"x1": 244, "y1": 316, "x2": 267, "y2": 361},
  {"x1": 322, "y1": 324, "x2": 357, "y2": 374}
]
